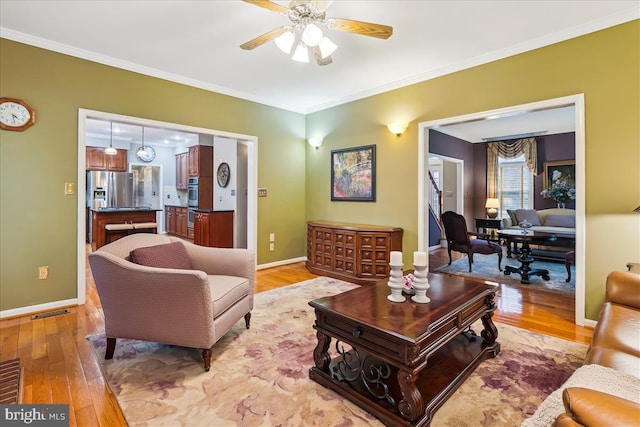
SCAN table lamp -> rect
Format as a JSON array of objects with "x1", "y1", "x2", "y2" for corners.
[{"x1": 485, "y1": 198, "x2": 500, "y2": 219}]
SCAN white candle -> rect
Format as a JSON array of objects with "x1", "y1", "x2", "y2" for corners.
[
  {"x1": 390, "y1": 251, "x2": 403, "y2": 265},
  {"x1": 413, "y1": 251, "x2": 427, "y2": 266}
]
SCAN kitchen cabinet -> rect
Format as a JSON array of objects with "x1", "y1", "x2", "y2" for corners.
[
  {"x1": 86, "y1": 146, "x2": 127, "y2": 171},
  {"x1": 193, "y1": 211, "x2": 233, "y2": 247},
  {"x1": 164, "y1": 206, "x2": 188, "y2": 238},
  {"x1": 165, "y1": 206, "x2": 176, "y2": 234},
  {"x1": 306, "y1": 221, "x2": 403, "y2": 285},
  {"x1": 188, "y1": 145, "x2": 213, "y2": 177},
  {"x1": 175, "y1": 152, "x2": 188, "y2": 190},
  {"x1": 176, "y1": 207, "x2": 188, "y2": 237}
]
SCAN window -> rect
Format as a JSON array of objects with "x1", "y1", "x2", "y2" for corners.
[{"x1": 497, "y1": 154, "x2": 533, "y2": 218}]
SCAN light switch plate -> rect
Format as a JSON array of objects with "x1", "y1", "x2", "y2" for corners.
[
  {"x1": 64, "y1": 182, "x2": 75, "y2": 195},
  {"x1": 258, "y1": 188, "x2": 268, "y2": 197}
]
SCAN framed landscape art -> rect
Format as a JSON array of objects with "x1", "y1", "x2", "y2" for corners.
[{"x1": 331, "y1": 145, "x2": 376, "y2": 201}]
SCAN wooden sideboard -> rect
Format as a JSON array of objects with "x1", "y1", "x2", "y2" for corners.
[{"x1": 306, "y1": 220, "x2": 403, "y2": 285}]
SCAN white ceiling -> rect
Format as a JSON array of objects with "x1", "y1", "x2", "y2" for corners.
[{"x1": 1, "y1": 1, "x2": 637, "y2": 142}]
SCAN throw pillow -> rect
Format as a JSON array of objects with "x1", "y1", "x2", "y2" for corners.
[
  {"x1": 129, "y1": 241, "x2": 192, "y2": 270},
  {"x1": 544, "y1": 214, "x2": 576, "y2": 228},
  {"x1": 514, "y1": 209, "x2": 541, "y2": 226},
  {"x1": 507, "y1": 209, "x2": 518, "y2": 227}
]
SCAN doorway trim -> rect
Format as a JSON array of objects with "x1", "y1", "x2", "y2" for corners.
[
  {"x1": 417, "y1": 94, "x2": 586, "y2": 325},
  {"x1": 76, "y1": 109, "x2": 258, "y2": 305}
]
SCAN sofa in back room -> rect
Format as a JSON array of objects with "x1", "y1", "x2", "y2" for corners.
[{"x1": 502, "y1": 208, "x2": 576, "y2": 260}]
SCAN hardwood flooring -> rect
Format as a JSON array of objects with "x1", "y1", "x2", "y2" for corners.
[{"x1": 0, "y1": 248, "x2": 593, "y2": 426}]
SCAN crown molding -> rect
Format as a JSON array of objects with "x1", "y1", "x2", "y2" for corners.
[{"x1": 2, "y1": 6, "x2": 637, "y2": 115}]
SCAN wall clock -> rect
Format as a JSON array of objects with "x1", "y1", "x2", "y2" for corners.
[
  {"x1": 136, "y1": 146, "x2": 156, "y2": 162},
  {"x1": 217, "y1": 162, "x2": 230, "y2": 188},
  {"x1": 0, "y1": 97, "x2": 36, "y2": 131}
]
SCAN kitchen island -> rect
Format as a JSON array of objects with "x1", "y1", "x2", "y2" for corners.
[{"x1": 90, "y1": 207, "x2": 161, "y2": 250}]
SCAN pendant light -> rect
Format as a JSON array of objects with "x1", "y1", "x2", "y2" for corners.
[
  {"x1": 138, "y1": 126, "x2": 148, "y2": 157},
  {"x1": 104, "y1": 121, "x2": 117, "y2": 155}
]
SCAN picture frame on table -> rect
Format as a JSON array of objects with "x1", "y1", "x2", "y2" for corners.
[
  {"x1": 543, "y1": 160, "x2": 575, "y2": 190},
  {"x1": 331, "y1": 144, "x2": 376, "y2": 202}
]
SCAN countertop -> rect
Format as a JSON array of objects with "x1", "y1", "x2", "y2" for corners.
[
  {"x1": 164, "y1": 204, "x2": 189, "y2": 208},
  {"x1": 193, "y1": 209, "x2": 234, "y2": 213},
  {"x1": 90, "y1": 207, "x2": 162, "y2": 212}
]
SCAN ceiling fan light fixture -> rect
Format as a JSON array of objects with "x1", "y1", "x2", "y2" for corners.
[
  {"x1": 318, "y1": 36, "x2": 337, "y2": 58},
  {"x1": 301, "y1": 23, "x2": 323, "y2": 47},
  {"x1": 292, "y1": 42, "x2": 310, "y2": 63},
  {"x1": 274, "y1": 30, "x2": 295, "y2": 54}
]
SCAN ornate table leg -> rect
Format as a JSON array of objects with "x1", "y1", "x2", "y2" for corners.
[
  {"x1": 480, "y1": 293, "x2": 500, "y2": 358},
  {"x1": 313, "y1": 330, "x2": 332, "y2": 373},
  {"x1": 397, "y1": 370, "x2": 425, "y2": 421}
]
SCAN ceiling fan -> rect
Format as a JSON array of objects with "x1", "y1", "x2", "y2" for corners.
[{"x1": 240, "y1": 0, "x2": 393, "y2": 66}]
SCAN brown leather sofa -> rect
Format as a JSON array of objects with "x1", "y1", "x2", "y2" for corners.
[{"x1": 554, "y1": 270, "x2": 640, "y2": 426}]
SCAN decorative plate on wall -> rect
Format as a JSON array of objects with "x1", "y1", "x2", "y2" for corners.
[{"x1": 217, "y1": 162, "x2": 230, "y2": 188}]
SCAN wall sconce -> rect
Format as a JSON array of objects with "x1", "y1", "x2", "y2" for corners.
[
  {"x1": 485, "y1": 198, "x2": 500, "y2": 219},
  {"x1": 308, "y1": 137, "x2": 323, "y2": 149},
  {"x1": 387, "y1": 122, "x2": 408, "y2": 137}
]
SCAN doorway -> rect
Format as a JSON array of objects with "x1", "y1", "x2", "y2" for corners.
[
  {"x1": 417, "y1": 94, "x2": 586, "y2": 325},
  {"x1": 75, "y1": 109, "x2": 258, "y2": 305}
]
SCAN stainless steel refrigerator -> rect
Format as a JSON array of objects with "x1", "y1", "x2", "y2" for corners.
[
  {"x1": 86, "y1": 171, "x2": 134, "y2": 243},
  {"x1": 86, "y1": 171, "x2": 134, "y2": 210}
]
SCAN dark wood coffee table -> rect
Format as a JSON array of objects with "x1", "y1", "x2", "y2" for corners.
[
  {"x1": 308, "y1": 273, "x2": 500, "y2": 426},
  {"x1": 498, "y1": 229, "x2": 555, "y2": 284}
]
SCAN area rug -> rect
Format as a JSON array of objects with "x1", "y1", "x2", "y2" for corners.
[
  {"x1": 433, "y1": 252, "x2": 575, "y2": 294},
  {"x1": 87, "y1": 276, "x2": 586, "y2": 427}
]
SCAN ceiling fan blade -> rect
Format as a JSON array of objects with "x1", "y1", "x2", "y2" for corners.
[
  {"x1": 240, "y1": 27, "x2": 289, "y2": 50},
  {"x1": 313, "y1": 47, "x2": 332, "y2": 66},
  {"x1": 311, "y1": 0, "x2": 334, "y2": 11},
  {"x1": 242, "y1": 0, "x2": 289, "y2": 14},
  {"x1": 326, "y1": 18, "x2": 393, "y2": 39}
]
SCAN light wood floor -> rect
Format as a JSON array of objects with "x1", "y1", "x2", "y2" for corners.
[{"x1": 0, "y1": 249, "x2": 593, "y2": 426}]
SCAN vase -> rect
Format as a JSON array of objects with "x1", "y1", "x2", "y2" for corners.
[{"x1": 557, "y1": 202, "x2": 566, "y2": 209}]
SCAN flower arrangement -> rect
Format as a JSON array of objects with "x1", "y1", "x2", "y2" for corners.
[
  {"x1": 402, "y1": 273, "x2": 416, "y2": 295},
  {"x1": 541, "y1": 179, "x2": 576, "y2": 204}
]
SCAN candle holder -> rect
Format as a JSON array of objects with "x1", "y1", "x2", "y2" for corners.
[
  {"x1": 387, "y1": 262, "x2": 406, "y2": 303},
  {"x1": 411, "y1": 264, "x2": 430, "y2": 304}
]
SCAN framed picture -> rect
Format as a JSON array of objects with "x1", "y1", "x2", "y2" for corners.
[
  {"x1": 543, "y1": 160, "x2": 575, "y2": 189},
  {"x1": 331, "y1": 145, "x2": 376, "y2": 201}
]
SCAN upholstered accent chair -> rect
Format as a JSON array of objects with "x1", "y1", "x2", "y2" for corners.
[
  {"x1": 442, "y1": 211, "x2": 503, "y2": 272},
  {"x1": 88, "y1": 233, "x2": 255, "y2": 371}
]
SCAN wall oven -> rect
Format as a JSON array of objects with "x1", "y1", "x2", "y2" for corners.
[{"x1": 188, "y1": 177, "x2": 198, "y2": 207}]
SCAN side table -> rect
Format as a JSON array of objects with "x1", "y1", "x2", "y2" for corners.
[{"x1": 475, "y1": 217, "x2": 502, "y2": 241}]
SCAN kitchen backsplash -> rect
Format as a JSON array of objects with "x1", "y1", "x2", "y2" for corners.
[{"x1": 164, "y1": 186, "x2": 188, "y2": 206}]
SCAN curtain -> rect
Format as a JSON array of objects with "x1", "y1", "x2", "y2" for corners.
[{"x1": 486, "y1": 137, "x2": 537, "y2": 198}]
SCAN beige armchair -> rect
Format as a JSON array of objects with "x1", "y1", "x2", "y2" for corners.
[{"x1": 88, "y1": 233, "x2": 255, "y2": 371}]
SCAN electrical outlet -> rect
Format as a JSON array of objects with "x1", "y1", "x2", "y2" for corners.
[
  {"x1": 269, "y1": 242, "x2": 275, "y2": 251},
  {"x1": 38, "y1": 266, "x2": 49, "y2": 280},
  {"x1": 269, "y1": 233, "x2": 275, "y2": 242}
]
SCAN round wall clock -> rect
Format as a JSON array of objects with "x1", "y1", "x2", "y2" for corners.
[
  {"x1": 136, "y1": 146, "x2": 156, "y2": 162},
  {"x1": 217, "y1": 162, "x2": 230, "y2": 188},
  {"x1": 0, "y1": 97, "x2": 36, "y2": 131}
]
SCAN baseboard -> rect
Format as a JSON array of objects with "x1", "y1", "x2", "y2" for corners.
[
  {"x1": 257, "y1": 257, "x2": 307, "y2": 270},
  {"x1": 0, "y1": 298, "x2": 77, "y2": 320}
]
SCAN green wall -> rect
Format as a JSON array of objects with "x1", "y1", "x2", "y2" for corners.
[
  {"x1": 0, "y1": 39, "x2": 306, "y2": 311},
  {"x1": 2, "y1": 21, "x2": 639, "y2": 320},
  {"x1": 306, "y1": 20, "x2": 640, "y2": 321}
]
